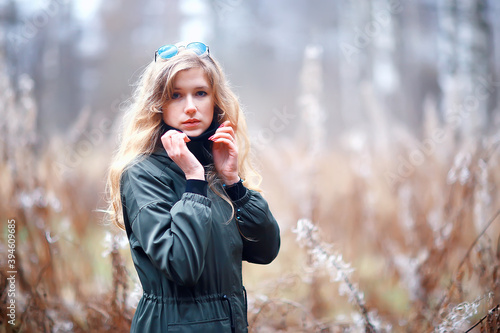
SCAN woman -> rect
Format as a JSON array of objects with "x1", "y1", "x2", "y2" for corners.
[{"x1": 106, "y1": 42, "x2": 280, "y2": 333}]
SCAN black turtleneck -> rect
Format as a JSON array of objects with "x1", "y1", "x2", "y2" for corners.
[
  {"x1": 160, "y1": 117, "x2": 219, "y2": 167},
  {"x1": 160, "y1": 118, "x2": 247, "y2": 201}
]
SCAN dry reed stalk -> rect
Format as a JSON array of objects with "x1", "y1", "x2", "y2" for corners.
[
  {"x1": 293, "y1": 219, "x2": 381, "y2": 333},
  {"x1": 427, "y1": 140, "x2": 500, "y2": 332},
  {"x1": 465, "y1": 304, "x2": 499, "y2": 333}
]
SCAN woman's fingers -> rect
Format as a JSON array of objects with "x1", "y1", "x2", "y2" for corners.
[
  {"x1": 212, "y1": 137, "x2": 237, "y2": 149},
  {"x1": 212, "y1": 121, "x2": 239, "y2": 183},
  {"x1": 209, "y1": 132, "x2": 235, "y2": 142},
  {"x1": 170, "y1": 134, "x2": 183, "y2": 156},
  {"x1": 210, "y1": 133, "x2": 238, "y2": 155},
  {"x1": 161, "y1": 130, "x2": 180, "y2": 146},
  {"x1": 161, "y1": 130, "x2": 191, "y2": 158},
  {"x1": 162, "y1": 130, "x2": 188, "y2": 145},
  {"x1": 210, "y1": 121, "x2": 236, "y2": 144},
  {"x1": 216, "y1": 122, "x2": 235, "y2": 139}
]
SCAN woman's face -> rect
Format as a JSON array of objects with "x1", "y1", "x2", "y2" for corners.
[{"x1": 162, "y1": 67, "x2": 215, "y2": 137}]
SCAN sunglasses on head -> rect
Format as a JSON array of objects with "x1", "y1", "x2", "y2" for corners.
[{"x1": 154, "y1": 42, "x2": 210, "y2": 62}]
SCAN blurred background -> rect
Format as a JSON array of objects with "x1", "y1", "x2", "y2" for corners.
[{"x1": 1, "y1": 0, "x2": 500, "y2": 332}]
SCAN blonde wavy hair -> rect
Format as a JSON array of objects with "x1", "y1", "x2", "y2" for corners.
[{"x1": 106, "y1": 49, "x2": 261, "y2": 230}]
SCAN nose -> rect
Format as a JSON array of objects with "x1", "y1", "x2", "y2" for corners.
[{"x1": 184, "y1": 94, "x2": 197, "y2": 114}]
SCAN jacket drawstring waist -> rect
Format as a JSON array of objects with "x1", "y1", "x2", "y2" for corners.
[{"x1": 142, "y1": 291, "x2": 236, "y2": 332}]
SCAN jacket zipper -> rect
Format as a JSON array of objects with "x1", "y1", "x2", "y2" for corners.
[
  {"x1": 242, "y1": 287, "x2": 248, "y2": 327},
  {"x1": 222, "y1": 294, "x2": 235, "y2": 333}
]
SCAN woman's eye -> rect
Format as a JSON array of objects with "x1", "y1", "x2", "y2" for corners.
[
  {"x1": 171, "y1": 93, "x2": 181, "y2": 99},
  {"x1": 196, "y1": 91, "x2": 207, "y2": 97}
]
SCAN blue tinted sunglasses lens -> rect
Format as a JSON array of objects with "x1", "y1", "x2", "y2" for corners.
[
  {"x1": 186, "y1": 42, "x2": 208, "y2": 55},
  {"x1": 157, "y1": 45, "x2": 178, "y2": 59}
]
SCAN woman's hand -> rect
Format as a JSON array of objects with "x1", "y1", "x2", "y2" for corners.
[
  {"x1": 210, "y1": 121, "x2": 240, "y2": 185},
  {"x1": 161, "y1": 130, "x2": 205, "y2": 180}
]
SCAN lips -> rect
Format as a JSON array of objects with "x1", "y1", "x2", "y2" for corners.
[{"x1": 182, "y1": 119, "x2": 201, "y2": 128}]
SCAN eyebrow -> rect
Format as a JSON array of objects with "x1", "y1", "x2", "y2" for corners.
[{"x1": 173, "y1": 85, "x2": 210, "y2": 90}]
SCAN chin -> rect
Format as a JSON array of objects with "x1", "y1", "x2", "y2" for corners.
[{"x1": 184, "y1": 129, "x2": 204, "y2": 137}]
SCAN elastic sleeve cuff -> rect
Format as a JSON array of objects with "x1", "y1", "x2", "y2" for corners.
[
  {"x1": 224, "y1": 180, "x2": 247, "y2": 201},
  {"x1": 185, "y1": 179, "x2": 208, "y2": 197}
]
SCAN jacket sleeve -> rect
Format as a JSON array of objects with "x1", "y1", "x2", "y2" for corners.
[
  {"x1": 232, "y1": 188, "x2": 280, "y2": 264},
  {"x1": 121, "y1": 166, "x2": 212, "y2": 287}
]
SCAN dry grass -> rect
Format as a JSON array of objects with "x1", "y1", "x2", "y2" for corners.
[
  {"x1": 243, "y1": 133, "x2": 500, "y2": 332},
  {"x1": 1, "y1": 68, "x2": 500, "y2": 333}
]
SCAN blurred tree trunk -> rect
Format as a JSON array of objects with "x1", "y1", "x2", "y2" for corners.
[
  {"x1": 338, "y1": 0, "x2": 400, "y2": 156},
  {"x1": 371, "y1": 0, "x2": 399, "y2": 99},
  {"x1": 338, "y1": 0, "x2": 370, "y2": 129},
  {"x1": 50, "y1": 2, "x2": 81, "y2": 132},
  {"x1": 0, "y1": 0, "x2": 19, "y2": 86},
  {"x1": 438, "y1": 0, "x2": 493, "y2": 142},
  {"x1": 368, "y1": 0, "x2": 400, "y2": 156},
  {"x1": 492, "y1": 0, "x2": 500, "y2": 126}
]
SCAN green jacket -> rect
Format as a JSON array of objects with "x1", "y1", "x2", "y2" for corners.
[{"x1": 120, "y1": 148, "x2": 280, "y2": 333}]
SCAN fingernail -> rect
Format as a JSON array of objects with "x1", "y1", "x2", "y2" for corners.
[
  {"x1": 208, "y1": 135, "x2": 214, "y2": 140},
  {"x1": 219, "y1": 123, "x2": 225, "y2": 128}
]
